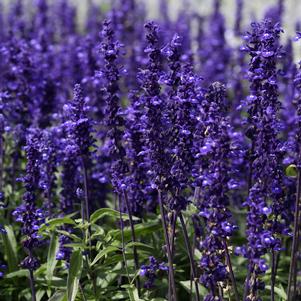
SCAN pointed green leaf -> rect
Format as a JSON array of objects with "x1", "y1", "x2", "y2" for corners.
[
  {"x1": 39, "y1": 217, "x2": 76, "y2": 233},
  {"x1": 90, "y1": 208, "x2": 139, "y2": 224},
  {"x1": 265, "y1": 285, "x2": 287, "y2": 300},
  {"x1": 126, "y1": 241, "x2": 154, "y2": 252},
  {"x1": 1, "y1": 225, "x2": 18, "y2": 272},
  {"x1": 5, "y1": 269, "x2": 29, "y2": 278},
  {"x1": 48, "y1": 291, "x2": 67, "y2": 301},
  {"x1": 67, "y1": 250, "x2": 83, "y2": 301},
  {"x1": 121, "y1": 284, "x2": 143, "y2": 301},
  {"x1": 91, "y1": 245, "x2": 120, "y2": 266},
  {"x1": 47, "y1": 233, "x2": 59, "y2": 281}
]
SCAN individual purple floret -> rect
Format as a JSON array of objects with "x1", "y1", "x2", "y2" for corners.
[
  {"x1": 140, "y1": 256, "x2": 168, "y2": 289},
  {"x1": 0, "y1": 263, "x2": 7, "y2": 278}
]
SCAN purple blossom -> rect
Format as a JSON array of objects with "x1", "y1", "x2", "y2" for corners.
[
  {"x1": 242, "y1": 19, "x2": 288, "y2": 299},
  {"x1": 140, "y1": 256, "x2": 168, "y2": 289},
  {"x1": 197, "y1": 82, "x2": 237, "y2": 298},
  {"x1": 12, "y1": 129, "x2": 45, "y2": 270}
]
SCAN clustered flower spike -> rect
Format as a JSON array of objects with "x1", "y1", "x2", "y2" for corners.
[
  {"x1": 99, "y1": 19, "x2": 128, "y2": 193},
  {"x1": 1, "y1": 1, "x2": 301, "y2": 300},
  {"x1": 197, "y1": 82, "x2": 237, "y2": 298},
  {"x1": 139, "y1": 21, "x2": 169, "y2": 192},
  {"x1": 240, "y1": 19, "x2": 290, "y2": 299},
  {"x1": 63, "y1": 84, "x2": 95, "y2": 159},
  {"x1": 12, "y1": 130, "x2": 44, "y2": 270}
]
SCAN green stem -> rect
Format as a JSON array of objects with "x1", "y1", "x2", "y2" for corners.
[
  {"x1": 223, "y1": 239, "x2": 239, "y2": 301},
  {"x1": 29, "y1": 269, "x2": 36, "y2": 301},
  {"x1": 287, "y1": 170, "x2": 301, "y2": 300},
  {"x1": 119, "y1": 195, "x2": 131, "y2": 284},
  {"x1": 179, "y1": 213, "x2": 200, "y2": 301},
  {"x1": 123, "y1": 191, "x2": 141, "y2": 296},
  {"x1": 158, "y1": 190, "x2": 177, "y2": 301}
]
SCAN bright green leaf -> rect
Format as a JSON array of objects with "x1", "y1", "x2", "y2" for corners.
[
  {"x1": 47, "y1": 233, "x2": 59, "y2": 281},
  {"x1": 39, "y1": 217, "x2": 76, "y2": 233},
  {"x1": 48, "y1": 291, "x2": 67, "y2": 301},
  {"x1": 265, "y1": 285, "x2": 287, "y2": 300},
  {"x1": 90, "y1": 208, "x2": 139, "y2": 224},
  {"x1": 1, "y1": 225, "x2": 18, "y2": 272},
  {"x1": 91, "y1": 245, "x2": 120, "y2": 266},
  {"x1": 67, "y1": 250, "x2": 83, "y2": 301}
]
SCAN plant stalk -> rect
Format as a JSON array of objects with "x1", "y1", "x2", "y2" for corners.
[
  {"x1": 271, "y1": 250, "x2": 276, "y2": 301},
  {"x1": 158, "y1": 190, "x2": 177, "y2": 301},
  {"x1": 243, "y1": 268, "x2": 250, "y2": 301},
  {"x1": 123, "y1": 191, "x2": 141, "y2": 296},
  {"x1": 223, "y1": 239, "x2": 239, "y2": 301},
  {"x1": 81, "y1": 157, "x2": 90, "y2": 223},
  {"x1": 287, "y1": 169, "x2": 301, "y2": 301},
  {"x1": 119, "y1": 195, "x2": 131, "y2": 284},
  {"x1": 179, "y1": 213, "x2": 200, "y2": 301},
  {"x1": 29, "y1": 269, "x2": 36, "y2": 301}
]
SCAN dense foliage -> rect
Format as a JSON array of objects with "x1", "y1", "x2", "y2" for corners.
[{"x1": 0, "y1": 0, "x2": 300, "y2": 300}]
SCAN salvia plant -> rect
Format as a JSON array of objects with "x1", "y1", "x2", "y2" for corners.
[{"x1": 0, "y1": 0, "x2": 301, "y2": 301}]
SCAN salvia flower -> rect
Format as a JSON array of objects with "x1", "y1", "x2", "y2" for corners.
[
  {"x1": 98, "y1": 19, "x2": 128, "y2": 193},
  {"x1": 140, "y1": 256, "x2": 168, "y2": 289},
  {"x1": 12, "y1": 129, "x2": 44, "y2": 270},
  {"x1": 197, "y1": 82, "x2": 237, "y2": 298},
  {"x1": 242, "y1": 19, "x2": 288, "y2": 299}
]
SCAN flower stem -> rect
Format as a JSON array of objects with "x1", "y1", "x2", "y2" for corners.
[
  {"x1": 179, "y1": 213, "x2": 200, "y2": 301},
  {"x1": 29, "y1": 269, "x2": 36, "y2": 301},
  {"x1": 223, "y1": 239, "x2": 239, "y2": 301},
  {"x1": 158, "y1": 190, "x2": 177, "y2": 301},
  {"x1": 119, "y1": 195, "x2": 131, "y2": 284},
  {"x1": 81, "y1": 157, "x2": 90, "y2": 223},
  {"x1": 123, "y1": 191, "x2": 141, "y2": 296},
  {"x1": 243, "y1": 268, "x2": 250, "y2": 301},
  {"x1": 287, "y1": 169, "x2": 301, "y2": 301},
  {"x1": 271, "y1": 250, "x2": 276, "y2": 301}
]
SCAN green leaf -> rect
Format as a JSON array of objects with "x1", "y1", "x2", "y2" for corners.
[
  {"x1": 1, "y1": 225, "x2": 18, "y2": 272},
  {"x1": 48, "y1": 291, "x2": 67, "y2": 301},
  {"x1": 67, "y1": 250, "x2": 83, "y2": 301},
  {"x1": 121, "y1": 284, "x2": 143, "y2": 301},
  {"x1": 109, "y1": 221, "x2": 161, "y2": 241},
  {"x1": 180, "y1": 280, "x2": 207, "y2": 297},
  {"x1": 5, "y1": 269, "x2": 29, "y2": 278},
  {"x1": 286, "y1": 164, "x2": 298, "y2": 177},
  {"x1": 91, "y1": 245, "x2": 120, "y2": 266},
  {"x1": 55, "y1": 230, "x2": 81, "y2": 242},
  {"x1": 39, "y1": 217, "x2": 76, "y2": 233},
  {"x1": 126, "y1": 242, "x2": 154, "y2": 252},
  {"x1": 47, "y1": 233, "x2": 59, "y2": 281},
  {"x1": 36, "y1": 290, "x2": 45, "y2": 301},
  {"x1": 90, "y1": 208, "x2": 139, "y2": 224},
  {"x1": 265, "y1": 285, "x2": 287, "y2": 300}
]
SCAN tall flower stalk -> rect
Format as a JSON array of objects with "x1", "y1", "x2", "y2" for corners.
[
  {"x1": 197, "y1": 82, "x2": 239, "y2": 301},
  {"x1": 12, "y1": 130, "x2": 45, "y2": 301},
  {"x1": 287, "y1": 61, "x2": 301, "y2": 301},
  {"x1": 99, "y1": 19, "x2": 140, "y2": 294},
  {"x1": 242, "y1": 20, "x2": 287, "y2": 300}
]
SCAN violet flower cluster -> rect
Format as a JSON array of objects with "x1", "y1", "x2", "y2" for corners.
[{"x1": 1, "y1": 1, "x2": 301, "y2": 300}]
